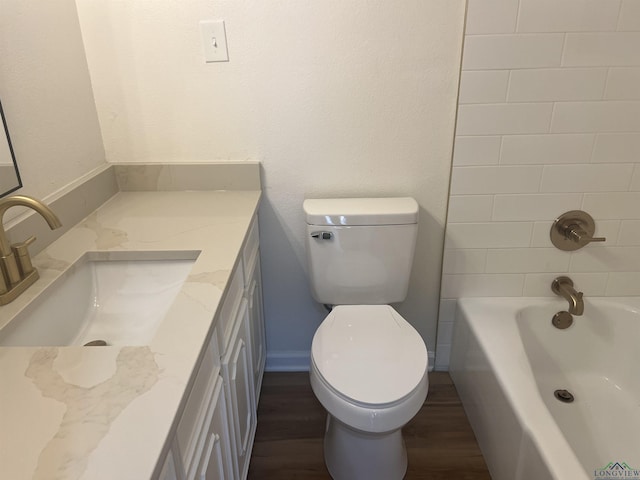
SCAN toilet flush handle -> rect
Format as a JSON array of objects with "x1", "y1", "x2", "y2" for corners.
[{"x1": 311, "y1": 231, "x2": 333, "y2": 240}]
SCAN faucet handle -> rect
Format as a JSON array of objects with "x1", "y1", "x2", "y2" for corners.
[
  {"x1": 551, "y1": 210, "x2": 605, "y2": 251},
  {"x1": 11, "y1": 236, "x2": 37, "y2": 276},
  {"x1": 567, "y1": 225, "x2": 606, "y2": 244}
]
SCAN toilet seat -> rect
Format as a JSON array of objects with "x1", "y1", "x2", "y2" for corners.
[{"x1": 311, "y1": 305, "x2": 428, "y2": 406}]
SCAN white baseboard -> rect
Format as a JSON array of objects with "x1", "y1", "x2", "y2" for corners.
[{"x1": 265, "y1": 351, "x2": 310, "y2": 372}]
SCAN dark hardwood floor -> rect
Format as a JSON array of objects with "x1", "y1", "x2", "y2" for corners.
[{"x1": 248, "y1": 372, "x2": 491, "y2": 479}]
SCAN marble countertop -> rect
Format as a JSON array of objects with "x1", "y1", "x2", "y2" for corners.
[{"x1": 0, "y1": 190, "x2": 261, "y2": 480}]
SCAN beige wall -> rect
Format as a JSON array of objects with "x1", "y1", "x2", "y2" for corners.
[
  {"x1": 75, "y1": 0, "x2": 466, "y2": 369},
  {"x1": 0, "y1": 0, "x2": 106, "y2": 222}
]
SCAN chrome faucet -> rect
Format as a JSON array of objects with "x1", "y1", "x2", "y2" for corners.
[
  {"x1": 0, "y1": 195, "x2": 62, "y2": 305},
  {"x1": 551, "y1": 276, "x2": 584, "y2": 316}
]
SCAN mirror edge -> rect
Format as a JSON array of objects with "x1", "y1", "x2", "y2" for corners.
[{"x1": 0, "y1": 99, "x2": 23, "y2": 197}]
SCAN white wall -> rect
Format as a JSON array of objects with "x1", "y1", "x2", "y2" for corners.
[
  {"x1": 0, "y1": 0, "x2": 105, "y2": 221},
  {"x1": 436, "y1": 0, "x2": 640, "y2": 370},
  {"x1": 75, "y1": 0, "x2": 466, "y2": 368}
]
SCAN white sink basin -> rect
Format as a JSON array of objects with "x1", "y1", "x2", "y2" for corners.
[{"x1": 0, "y1": 252, "x2": 197, "y2": 347}]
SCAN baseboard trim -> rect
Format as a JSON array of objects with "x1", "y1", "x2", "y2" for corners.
[{"x1": 266, "y1": 351, "x2": 310, "y2": 372}]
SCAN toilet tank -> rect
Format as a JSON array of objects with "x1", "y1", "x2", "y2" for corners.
[{"x1": 303, "y1": 197, "x2": 418, "y2": 305}]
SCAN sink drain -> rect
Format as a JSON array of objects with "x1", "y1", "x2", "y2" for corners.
[
  {"x1": 84, "y1": 340, "x2": 108, "y2": 347},
  {"x1": 554, "y1": 389, "x2": 574, "y2": 403}
]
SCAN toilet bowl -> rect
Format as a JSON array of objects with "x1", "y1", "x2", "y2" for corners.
[{"x1": 309, "y1": 305, "x2": 429, "y2": 480}]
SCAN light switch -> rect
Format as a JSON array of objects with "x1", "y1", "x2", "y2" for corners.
[{"x1": 200, "y1": 20, "x2": 229, "y2": 63}]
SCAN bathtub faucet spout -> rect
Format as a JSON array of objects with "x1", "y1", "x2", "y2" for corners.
[{"x1": 551, "y1": 276, "x2": 584, "y2": 316}]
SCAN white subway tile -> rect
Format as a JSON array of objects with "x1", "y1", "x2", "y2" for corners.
[
  {"x1": 589, "y1": 220, "x2": 620, "y2": 246},
  {"x1": 459, "y1": 71, "x2": 509, "y2": 104},
  {"x1": 517, "y1": 0, "x2": 621, "y2": 33},
  {"x1": 436, "y1": 320, "x2": 455, "y2": 347},
  {"x1": 570, "y1": 246, "x2": 640, "y2": 272},
  {"x1": 451, "y1": 165, "x2": 543, "y2": 194},
  {"x1": 486, "y1": 248, "x2": 570, "y2": 273},
  {"x1": 448, "y1": 195, "x2": 494, "y2": 222},
  {"x1": 465, "y1": 0, "x2": 518, "y2": 34},
  {"x1": 606, "y1": 272, "x2": 640, "y2": 295},
  {"x1": 617, "y1": 220, "x2": 640, "y2": 245},
  {"x1": 463, "y1": 34, "x2": 564, "y2": 70},
  {"x1": 530, "y1": 221, "x2": 554, "y2": 247},
  {"x1": 523, "y1": 272, "x2": 608, "y2": 296},
  {"x1": 443, "y1": 249, "x2": 487, "y2": 274},
  {"x1": 501, "y1": 134, "x2": 594, "y2": 164},
  {"x1": 604, "y1": 68, "x2": 640, "y2": 100},
  {"x1": 532, "y1": 220, "x2": 619, "y2": 247},
  {"x1": 507, "y1": 68, "x2": 607, "y2": 102},
  {"x1": 540, "y1": 163, "x2": 633, "y2": 192},
  {"x1": 434, "y1": 345, "x2": 451, "y2": 371},
  {"x1": 618, "y1": 1, "x2": 640, "y2": 31},
  {"x1": 592, "y1": 133, "x2": 640, "y2": 163},
  {"x1": 583, "y1": 192, "x2": 640, "y2": 219},
  {"x1": 563, "y1": 33, "x2": 640, "y2": 67},
  {"x1": 453, "y1": 136, "x2": 501, "y2": 166},
  {"x1": 438, "y1": 299, "x2": 458, "y2": 324},
  {"x1": 493, "y1": 193, "x2": 582, "y2": 221},
  {"x1": 458, "y1": 103, "x2": 553, "y2": 136},
  {"x1": 441, "y1": 274, "x2": 525, "y2": 297},
  {"x1": 630, "y1": 166, "x2": 640, "y2": 190},
  {"x1": 551, "y1": 101, "x2": 640, "y2": 133},
  {"x1": 445, "y1": 222, "x2": 534, "y2": 249}
]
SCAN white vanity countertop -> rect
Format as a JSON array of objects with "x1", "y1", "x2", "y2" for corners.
[{"x1": 0, "y1": 190, "x2": 261, "y2": 480}]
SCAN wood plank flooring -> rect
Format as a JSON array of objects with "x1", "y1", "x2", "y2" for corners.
[{"x1": 248, "y1": 372, "x2": 491, "y2": 479}]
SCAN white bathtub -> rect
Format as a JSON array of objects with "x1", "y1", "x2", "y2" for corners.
[{"x1": 450, "y1": 297, "x2": 640, "y2": 480}]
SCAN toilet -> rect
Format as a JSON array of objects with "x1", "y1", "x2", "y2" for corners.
[{"x1": 303, "y1": 197, "x2": 429, "y2": 480}]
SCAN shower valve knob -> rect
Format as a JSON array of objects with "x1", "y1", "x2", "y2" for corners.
[{"x1": 550, "y1": 210, "x2": 606, "y2": 251}]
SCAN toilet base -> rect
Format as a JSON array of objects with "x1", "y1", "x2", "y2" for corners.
[{"x1": 323, "y1": 414, "x2": 407, "y2": 480}]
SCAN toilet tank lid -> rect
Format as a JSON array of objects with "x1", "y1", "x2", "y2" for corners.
[{"x1": 303, "y1": 197, "x2": 418, "y2": 226}]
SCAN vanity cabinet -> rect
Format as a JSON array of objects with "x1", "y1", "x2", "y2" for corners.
[
  {"x1": 241, "y1": 217, "x2": 266, "y2": 397},
  {"x1": 219, "y1": 215, "x2": 264, "y2": 479},
  {"x1": 159, "y1": 327, "x2": 234, "y2": 480},
  {"x1": 195, "y1": 379, "x2": 233, "y2": 480},
  {"x1": 173, "y1": 326, "x2": 235, "y2": 480},
  {"x1": 158, "y1": 445, "x2": 179, "y2": 480},
  {"x1": 221, "y1": 299, "x2": 256, "y2": 479},
  {"x1": 246, "y1": 259, "x2": 265, "y2": 395},
  {"x1": 158, "y1": 214, "x2": 265, "y2": 480}
]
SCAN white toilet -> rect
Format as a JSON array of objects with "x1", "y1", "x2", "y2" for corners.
[{"x1": 303, "y1": 197, "x2": 429, "y2": 480}]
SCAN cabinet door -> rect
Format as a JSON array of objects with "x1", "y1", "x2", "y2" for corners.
[
  {"x1": 177, "y1": 330, "x2": 220, "y2": 477},
  {"x1": 222, "y1": 299, "x2": 256, "y2": 479},
  {"x1": 159, "y1": 444, "x2": 181, "y2": 480},
  {"x1": 194, "y1": 379, "x2": 233, "y2": 480},
  {"x1": 247, "y1": 258, "x2": 266, "y2": 396}
]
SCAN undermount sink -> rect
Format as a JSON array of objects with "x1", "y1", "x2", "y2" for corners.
[{"x1": 0, "y1": 252, "x2": 197, "y2": 347}]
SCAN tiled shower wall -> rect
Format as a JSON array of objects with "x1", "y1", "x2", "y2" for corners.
[{"x1": 435, "y1": 0, "x2": 640, "y2": 370}]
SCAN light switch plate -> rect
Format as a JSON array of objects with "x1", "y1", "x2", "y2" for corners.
[{"x1": 200, "y1": 20, "x2": 229, "y2": 63}]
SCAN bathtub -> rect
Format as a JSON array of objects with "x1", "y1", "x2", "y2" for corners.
[{"x1": 450, "y1": 297, "x2": 640, "y2": 480}]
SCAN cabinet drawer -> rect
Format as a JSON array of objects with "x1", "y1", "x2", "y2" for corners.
[
  {"x1": 241, "y1": 217, "x2": 259, "y2": 286},
  {"x1": 217, "y1": 266, "x2": 244, "y2": 354},
  {"x1": 177, "y1": 330, "x2": 221, "y2": 473}
]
